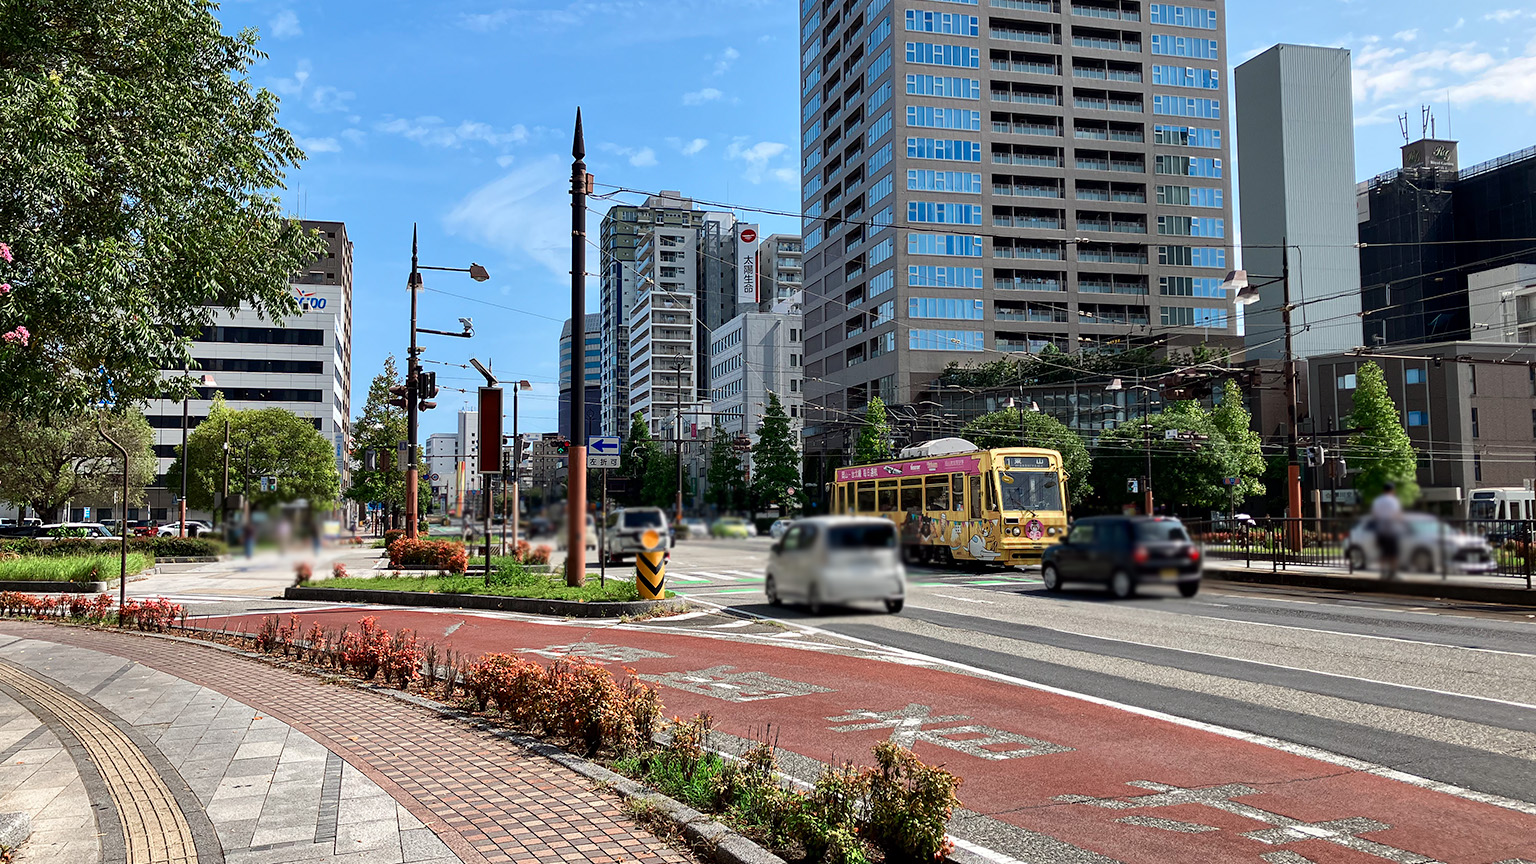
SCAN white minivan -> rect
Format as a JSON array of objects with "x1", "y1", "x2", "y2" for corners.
[{"x1": 765, "y1": 516, "x2": 905, "y2": 615}]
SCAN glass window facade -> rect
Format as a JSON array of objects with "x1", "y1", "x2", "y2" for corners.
[
  {"x1": 1155, "y1": 154, "x2": 1223, "y2": 177},
  {"x1": 869, "y1": 142, "x2": 893, "y2": 172},
  {"x1": 1160, "y1": 306, "x2": 1229, "y2": 328},
  {"x1": 1148, "y1": 4, "x2": 1218, "y2": 29},
  {"x1": 1156, "y1": 185, "x2": 1223, "y2": 207},
  {"x1": 867, "y1": 46, "x2": 892, "y2": 83},
  {"x1": 1151, "y1": 66, "x2": 1220, "y2": 89},
  {"x1": 909, "y1": 201, "x2": 984, "y2": 225},
  {"x1": 904, "y1": 10, "x2": 979, "y2": 35},
  {"x1": 906, "y1": 42, "x2": 981, "y2": 68},
  {"x1": 908, "y1": 232, "x2": 984, "y2": 256},
  {"x1": 1151, "y1": 34, "x2": 1219, "y2": 59},
  {"x1": 868, "y1": 81, "x2": 892, "y2": 113},
  {"x1": 1159, "y1": 276, "x2": 1225, "y2": 297},
  {"x1": 867, "y1": 174, "x2": 894, "y2": 205},
  {"x1": 906, "y1": 106, "x2": 982, "y2": 130},
  {"x1": 906, "y1": 74, "x2": 982, "y2": 99},
  {"x1": 868, "y1": 269, "x2": 895, "y2": 297},
  {"x1": 1152, "y1": 95, "x2": 1222, "y2": 118},
  {"x1": 907, "y1": 137, "x2": 983, "y2": 161},
  {"x1": 868, "y1": 110, "x2": 893, "y2": 143},
  {"x1": 1154, "y1": 124, "x2": 1221, "y2": 148},
  {"x1": 910, "y1": 329, "x2": 985, "y2": 350},
  {"x1": 1157, "y1": 215, "x2": 1225, "y2": 237},
  {"x1": 909, "y1": 297, "x2": 985, "y2": 319},
  {"x1": 1158, "y1": 245, "x2": 1227, "y2": 268},
  {"x1": 907, "y1": 170, "x2": 983, "y2": 193},
  {"x1": 909, "y1": 265, "x2": 985, "y2": 287}
]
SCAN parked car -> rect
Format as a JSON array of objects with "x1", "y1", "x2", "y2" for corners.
[
  {"x1": 38, "y1": 522, "x2": 119, "y2": 539},
  {"x1": 157, "y1": 520, "x2": 213, "y2": 538},
  {"x1": 765, "y1": 516, "x2": 905, "y2": 614},
  {"x1": 710, "y1": 517, "x2": 753, "y2": 539},
  {"x1": 680, "y1": 518, "x2": 709, "y2": 540},
  {"x1": 1345, "y1": 514, "x2": 1497, "y2": 574},
  {"x1": 602, "y1": 507, "x2": 672, "y2": 563},
  {"x1": 769, "y1": 518, "x2": 794, "y2": 540},
  {"x1": 1041, "y1": 516, "x2": 1202, "y2": 599}
]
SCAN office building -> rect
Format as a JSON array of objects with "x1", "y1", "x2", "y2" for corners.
[
  {"x1": 799, "y1": 0, "x2": 1237, "y2": 468},
  {"x1": 1467, "y1": 263, "x2": 1536, "y2": 343},
  {"x1": 709, "y1": 312, "x2": 807, "y2": 482},
  {"x1": 425, "y1": 433, "x2": 459, "y2": 515},
  {"x1": 1309, "y1": 342, "x2": 1536, "y2": 510},
  {"x1": 1234, "y1": 45, "x2": 1362, "y2": 360},
  {"x1": 1358, "y1": 141, "x2": 1536, "y2": 346},
  {"x1": 759, "y1": 234, "x2": 805, "y2": 310},
  {"x1": 558, "y1": 313, "x2": 603, "y2": 442},
  {"x1": 449, "y1": 409, "x2": 483, "y2": 517},
  {"x1": 138, "y1": 219, "x2": 353, "y2": 523}
]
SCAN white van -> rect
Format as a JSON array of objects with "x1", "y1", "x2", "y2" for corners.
[{"x1": 765, "y1": 516, "x2": 905, "y2": 615}]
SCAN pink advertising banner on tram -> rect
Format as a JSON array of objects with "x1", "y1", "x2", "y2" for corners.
[{"x1": 835, "y1": 455, "x2": 983, "y2": 484}]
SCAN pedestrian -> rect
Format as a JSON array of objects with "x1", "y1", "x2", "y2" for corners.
[{"x1": 1371, "y1": 482, "x2": 1404, "y2": 580}]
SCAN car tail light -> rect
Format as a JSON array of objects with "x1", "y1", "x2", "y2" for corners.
[
  {"x1": 1188, "y1": 546, "x2": 1201, "y2": 561},
  {"x1": 1132, "y1": 547, "x2": 1149, "y2": 564}
]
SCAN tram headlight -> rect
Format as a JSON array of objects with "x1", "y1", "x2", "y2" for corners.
[
  {"x1": 1047, "y1": 526, "x2": 1060, "y2": 536},
  {"x1": 1010, "y1": 526, "x2": 1022, "y2": 537}
]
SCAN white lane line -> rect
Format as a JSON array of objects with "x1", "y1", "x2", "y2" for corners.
[
  {"x1": 685, "y1": 596, "x2": 1536, "y2": 817},
  {"x1": 690, "y1": 572, "x2": 742, "y2": 582},
  {"x1": 666, "y1": 574, "x2": 711, "y2": 583},
  {"x1": 931, "y1": 593, "x2": 997, "y2": 605},
  {"x1": 709, "y1": 620, "x2": 755, "y2": 629},
  {"x1": 950, "y1": 837, "x2": 1031, "y2": 864},
  {"x1": 726, "y1": 570, "x2": 764, "y2": 578},
  {"x1": 1186, "y1": 614, "x2": 1536, "y2": 659}
]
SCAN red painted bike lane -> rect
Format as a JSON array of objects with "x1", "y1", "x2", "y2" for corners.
[{"x1": 195, "y1": 608, "x2": 1536, "y2": 864}]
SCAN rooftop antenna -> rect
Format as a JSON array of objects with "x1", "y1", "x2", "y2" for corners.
[
  {"x1": 1398, "y1": 113, "x2": 1410, "y2": 145},
  {"x1": 1420, "y1": 105, "x2": 1432, "y2": 139}
]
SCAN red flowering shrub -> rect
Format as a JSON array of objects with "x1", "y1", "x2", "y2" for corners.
[
  {"x1": 118, "y1": 598, "x2": 182, "y2": 632},
  {"x1": 303, "y1": 622, "x2": 328, "y2": 664},
  {"x1": 383, "y1": 629, "x2": 423, "y2": 690},
  {"x1": 388, "y1": 539, "x2": 468, "y2": 574},
  {"x1": 384, "y1": 529, "x2": 406, "y2": 550},
  {"x1": 464, "y1": 653, "x2": 548, "y2": 718},
  {"x1": 545, "y1": 657, "x2": 631, "y2": 755},
  {"x1": 293, "y1": 562, "x2": 314, "y2": 585},
  {"x1": 339, "y1": 616, "x2": 391, "y2": 679},
  {"x1": 332, "y1": 562, "x2": 350, "y2": 579},
  {"x1": 527, "y1": 545, "x2": 552, "y2": 566}
]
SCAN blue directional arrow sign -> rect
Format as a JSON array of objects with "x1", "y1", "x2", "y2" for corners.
[{"x1": 588, "y1": 436, "x2": 621, "y2": 468}]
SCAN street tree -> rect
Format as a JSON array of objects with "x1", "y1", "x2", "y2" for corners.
[
  {"x1": 1346, "y1": 361, "x2": 1420, "y2": 506},
  {"x1": 0, "y1": 411, "x2": 155, "y2": 522},
  {"x1": 854, "y1": 397, "x2": 894, "y2": 465},
  {"x1": 961, "y1": 408, "x2": 1093, "y2": 507},
  {"x1": 753, "y1": 393, "x2": 804, "y2": 513},
  {"x1": 705, "y1": 419, "x2": 745, "y2": 511},
  {"x1": 1089, "y1": 401, "x2": 1235, "y2": 514},
  {"x1": 1211, "y1": 380, "x2": 1267, "y2": 506},
  {"x1": 344, "y1": 356, "x2": 429, "y2": 523},
  {"x1": 167, "y1": 396, "x2": 340, "y2": 512},
  {"x1": 0, "y1": 0, "x2": 329, "y2": 418},
  {"x1": 622, "y1": 412, "x2": 659, "y2": 506}
]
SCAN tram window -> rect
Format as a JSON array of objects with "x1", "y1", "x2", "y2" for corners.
[
  {"x1": 877, "y1": 481, "x2": 898, "y2": 512},
  {"x1": 856, "y1": 481, "x2": 875, "y2": 512},
  {"x1": 952, "y1": 474, "x2": 964, "y2": 510},
  {"x1": 969, "y1": 476, "x2": 981, "y2": 518},
  {"x1": 925, "y1": 476, "x2": 949, "y2": 510},
  {"x1": 984, "y1": 474, "x2": 997, "y2": 513},
  {"x1": 900, "y1": 480, "x2": 922, "y2": 512},
  {"x1": 837, "y1": 486, "x2": 847, "y2": 514}
]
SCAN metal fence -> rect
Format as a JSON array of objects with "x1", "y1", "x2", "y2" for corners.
[{"x1": 1183, "y1": 517, "x2": 1535, "y2": 588}]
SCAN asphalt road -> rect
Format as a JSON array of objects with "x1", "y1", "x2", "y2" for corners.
[{"x1": 664, "y1": 536, "x2": 1536, "y2": 807}]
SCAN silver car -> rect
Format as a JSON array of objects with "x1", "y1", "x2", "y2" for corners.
[
  {"x1": 1345, "y1": 514, "x2": 1497, "y2": 574},
  {"x1": 602, "y1": 507, "x2": 672, "y2": 563},
  {"x1": 765, "y1": 516, "x2": 905, "y2": 615}
]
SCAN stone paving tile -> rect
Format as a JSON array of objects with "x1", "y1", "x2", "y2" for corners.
[{"x1": 0, "y1": 623, "x2": 694, "y2": 864}]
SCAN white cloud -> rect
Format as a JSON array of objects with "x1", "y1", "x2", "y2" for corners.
[
  {"x1": 1352, "y1": 44, "x2": 1495, "y2": 103},
  {"x1": 377, "y1": 117, "x2": 530, "y2": 149},
  {"x1": 339, "y1": 128, "x2": 366, "y2": 145},
  {"x1": 712, "y1": 46, "x2": 740, "y2": 76},
  {"x1": 682, "y1": 87, "x2": 723, "y2": 106},
  {"x1": 270, "y1": 9, "x2": 301, "y2": 39},
  {"x1": 295, "y1": 136, "x2": 340, "y2": 153},
  {"x1": 1483, "y1": 9, "x2": 1527, "y2": 23},
  {"x1": 270, "y1": 59, "x2": 311, "y2": 97},
  {"x1": 267, "y1": 60, "x2": 353, "y2": 113},
  {"x1": 1392, "y1": 29, "x2": 1418, "y2": 42},
  {"x1": 666, "y1": 137, "x2": 709, "y2": 156},
  {"x1": 446, "y1": 156, "x2": 572, "y2": 278},
  {"x1": 725, "y1": 138, "x2": 789, "y2": 183},
  {"x1": 497, "y1": 154, "x2": 516, "y2": 168},
  {"x1": 598, "y1": 142, "x2": 659, "y2": 167}
]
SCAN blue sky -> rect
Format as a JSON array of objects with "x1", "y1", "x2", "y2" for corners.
[{"x1": 212, "y1": 0, "x2": 1536, "y2": 438}]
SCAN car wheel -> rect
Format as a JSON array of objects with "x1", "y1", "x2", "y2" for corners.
[
  {"x1": 806, "y1": 583, "x2": 823, "y2": 616},
  {"x1": 1178, "y1": 580, "x2": 1200, "y2": 598},
  {"x1": 1041, "y1": 564, "x2": 1063, "y2": 592},
  {"x1": 1411, "y1": 549, "x2": 1435, "y2": 573},
  {"x1": 765, "y1": 575, "x2": 782, "y2": 606},
  {"x1": 884, "y1": 598, "x2": 904, "y2": 614},
  {"x1": 1110, "y1": 569, "x2": 1136, "y2": 599},
  {"x1": 1346, "y1": 546, "x2": 1367, "y2": 571}
]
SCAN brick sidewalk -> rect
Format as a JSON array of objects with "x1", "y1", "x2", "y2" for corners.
[{"x1": 0, "y1": 621, "x2": 692, "y2": 864}]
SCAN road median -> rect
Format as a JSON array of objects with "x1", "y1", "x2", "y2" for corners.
[{"x1": 1204, "y1": 562, "x2": 1536, "y2": 605}]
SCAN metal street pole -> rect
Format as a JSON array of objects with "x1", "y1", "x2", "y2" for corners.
[
  {"x1": 179, "y1": 363, "x2": 189, "y2": 537},
  {"x1": 1141, "y1": 372, "x2": 1153, "y2": 516},
  {"x1": 676, "y1": 359, "x2": 685, "y2": 526},
  {"x1": 406, "y1": 225, "x2": 422, "y2": 540},
  {"x1": 97, "y1": 416, "x2": 129, "y2": 621},
  {"x1": 566, "y1": 109, "x2": 588, "y2": 586},
  {"x1": 1281, "y1": 243, "x2": 1303, "y2": 551}
]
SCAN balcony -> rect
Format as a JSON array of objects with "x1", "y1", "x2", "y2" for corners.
[
  {"x1": 993, "y1": 121, "x2": 1062, "y2": 137},
  {"x1": 1071, "y1": 4, "x2": 1140, "y2": 21},
  {"x1": 996, "y1": 308, "x2": 1069, "y2": 323},
  {"x1": 994, "y1": 246, "x2": 1064, "y2": 260},
  {"x1": 1108, "y1": 160, "x2": 1145, "y2": 173},
  {"x1": 995, "y1": 184, "x2": 1062, "y2": 198},
  {"x1": 996, "y1": 277, "x2": 1064, "y2": 292},
  {"x1": 992, "y1": 89, "x2": 1061, "y2": 106},
  {"x1": 992, "y1": 28, "x2": 1058, "y2": 45},
  {"x1": 1079, "y1": 280, "x2": 1148, "y2": 295},
  {"x1": 992, "y1": 60, "x2": 1061, "y2": 75},
  {"x1": 1110, "y1": 220, "x2": 1147, "y2": 234},
  {"x1": 1076, "y1": 219, "x2": 1111, "y2": 232},
  {"x1": 992, "y1": 152, "x2": 1063, "y2": 167},
  {"x1": 991, "y1": 0, "x2": 1055, "y2": 10},
  {"x1": 1072, "y1": 35, "x2": 1141, "y2": 52}
]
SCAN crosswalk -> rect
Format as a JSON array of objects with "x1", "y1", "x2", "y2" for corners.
[{"x1": 664, "y1": 570, "x2": 767, "y2": 595}]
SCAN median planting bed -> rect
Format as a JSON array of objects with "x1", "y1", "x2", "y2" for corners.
[
  {"x1": 308, "y1": 569, "x2": 655, "y2": 603},
  {"x1": 0, "y1": 553, "x2": 152, "y2": 583}
]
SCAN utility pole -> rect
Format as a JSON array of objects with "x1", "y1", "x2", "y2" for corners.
[
  {"x1": 179, "y1": 362, "x2": 189, "y2": 537},
  {"x1": 406, "y1": 225, "x2": 423, "y2": 539},
  {"x1": 566, "y1": 109, "x2": 589, "y2": 586},
  {"x1": 1281, "y1": 243, "x2": 1304, "y2": 551},
  {"x1": 675, "y1": 357, "x2": 686, "y2": 525}
]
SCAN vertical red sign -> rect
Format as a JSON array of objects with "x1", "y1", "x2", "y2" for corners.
[{"x1": 478, "y1": 387, "x2": 503, "y2": 474}]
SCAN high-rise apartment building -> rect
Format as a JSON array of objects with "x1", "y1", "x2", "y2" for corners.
[
  {"x1": 559, "y1": 313, "x2": 603, "y2": 441},
  {"x1": 709, "y1": 312, "x2": 806, "y2": 480},
  {"x1": 1234, "y1": 45, "x2": 1362, "y2": 360},
  {"x1": 759, "y1": 234, "x2": 805, "y2": 310},
  {"x1": 799, "y1": 0, "x2": 1235, "y2": 462}
]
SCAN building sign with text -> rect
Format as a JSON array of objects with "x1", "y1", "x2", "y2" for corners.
[{"x1": 737, "y1": 225, "x2": 760, "y2": 305}]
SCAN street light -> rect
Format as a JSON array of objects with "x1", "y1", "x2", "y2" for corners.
[
  {"x1": 404, "y1": 224, "x2": 488, "y2": 540},
  {"x1": 178, "y1": 372, "x2": 216, "y2": 537},
  {"x1": 505, "y1": 380, "x2": 532, "y2": 556}
]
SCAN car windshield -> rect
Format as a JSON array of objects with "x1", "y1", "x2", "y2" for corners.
[
  {"x1": 1135, "y1": 521, "x2": 1189, "y2": 543},
  {"x1": 828, "y1": 523, "x2": 897, "y2": 549},
  {"x1": 625, "y1": 511, "x2": 665, "y2": 528},
  {"x1": 999, "y1": 472, "x2": 1063, "y2": 512}
]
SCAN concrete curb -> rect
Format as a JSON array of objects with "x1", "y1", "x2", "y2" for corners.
[
  {"x1": 0, "y1": 580, "x2": 111, "y2": 594},
  {"x1": 1205, "y1": 565, "x2": 1536, "y2": 606},
  {"x1": 0, "y1": 811, "x2": 29, "y2": 850},
  {"x1": 43, "y1": 625, "x2": 785, "y2": 864},
  {"x1": 283, "y1": 586, "x2": 686, "y2": 618}
]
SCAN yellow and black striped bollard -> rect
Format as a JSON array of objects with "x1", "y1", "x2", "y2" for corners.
[{"x1": 636, "y1": 529, "x2": 666, "y2": 600}]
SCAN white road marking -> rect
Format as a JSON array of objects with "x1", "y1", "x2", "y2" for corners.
[
  {"x1": 726, "y1": 570, "x2": 764, "y2": 578},
  {"x1": 1187, "y1": 614, "x2": 1536, "y2": 659},
  {"x1": 708, "y1": 620, "x2": 755, "y2": 629},
  {"x1": 931, "y1": 594, "x2": 997, "y2": 605},
  {"x1": 665, "y1": 574, "x2": 711, "y2": 583},
  {"x1": 691, "y1": 572, "x2": 742, "y2": 581},
  {"x1": 950, "y1": 836, "x2": 1032, "y2": 864}
]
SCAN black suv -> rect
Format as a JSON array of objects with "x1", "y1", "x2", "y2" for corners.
[{"x1": 1040, "y1": 516, "x2": 1202, "y2": 598}]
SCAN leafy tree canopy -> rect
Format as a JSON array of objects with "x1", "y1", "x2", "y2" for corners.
[
  {"x1": 961, "y1": 408, "x2": 1093, "y2": 507},
  {"x1": 1346, "y1": 362, "x2": 1420, "y2": 506},
  {"x1": 752, "y1": 393, "x2": 804, "y2": 512},
  {"x1": 166, "y1": 395, "x2": 340, "y2": 511},
  {"x1": 854, "y1": 397, "x2": 894, "y2": 466},
  {"x1": 345, "y1": 356, "x2": 429, "y2": 514},
  {"x1": 0, "y1": 0, "x2": 327, "y2": 417},
  {"x1": 1089, "y1": 401, "x2": 1236, "y2": 514},
  {"x1": 938, "y1": 343, "x2": 1230, "y2": 390},
  {"x1": 1210, "y1": 379, "x2": 1267, "y2": 505},
  {"x1": 0, "y1": 410, "x2": 155, "y2": 521},
  {"x1": 706, "y1": 419, "x2": 745, "y2": 511}
]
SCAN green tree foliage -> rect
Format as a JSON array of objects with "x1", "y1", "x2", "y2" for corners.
[
  {"x1": 854, "y1": 397, "x2": 894, "y2": 465},
  {"x1": 960, "y1": 408, "x2": 1093, "y2": 507},
  {"x1": 939, "y1": 343, "x2": 1229, "y2": 391},
  {"x1": 1210, "y1": 380, "x2": 1267, "y2": 505},
  {"x1": 706, "y1": 419, "x2": 745, "y2": 511},
  {"x1": 1346, "y1": 362, "x2": 1420, "y2": 506},
  {"x1": 166, "y1": 396, "x2": 339, "y2": 511},
  {"x1": 622, "y1": 412, "x2": 658, "y2": 506},
  {"x1": 752, "y1": 393, "x2": 804, "y2": 513},
  {"x1": 1089, "y1": 401, "x2": 1235, "y2": 514},
  {"x1": 0, "y1": 411, "x2": 155, "y2": 521},
  {"x1": 0, "y1": 0, "x2": 329, "y2": 417},
  {"x1": 344, "y1": 357, "x2": 429, "y2": 516}
]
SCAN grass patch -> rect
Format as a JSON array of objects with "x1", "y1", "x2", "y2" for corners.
[
  {"x1": 309, "y1": 564, "x2": 668, "y2": 602},
  {"x1": 0, "y1": 554, "x2": 152, "y2": 582}
]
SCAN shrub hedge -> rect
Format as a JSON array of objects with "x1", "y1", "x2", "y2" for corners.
[
  {"x1": 388, "y1": 539, "x2": 468, "y2": 573},
  {"x1": 0, "y1": 537, "x2": 226, "y2": 559}
]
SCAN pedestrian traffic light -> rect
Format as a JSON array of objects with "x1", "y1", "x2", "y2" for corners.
[
  {"x1": 364, "y1": 449, "x2": 378, "y2": 471},
  {"x1": 388, "y1": 384, "x2": 410, "y2": 410},
  {"x1": 1304, "y1": 446, "x2": 1317, "y2": 467},
  {"x1": 1127, "y1": 478, "x2": 1139, "y2": 493}
]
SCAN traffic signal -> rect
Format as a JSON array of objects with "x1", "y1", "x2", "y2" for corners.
[
  {"x1": 420, "y1": 371, "x2": 438, "y2": 400},
  {"x1": 552, "y1": 439, "x2": 571, "y2": 455},
  {"x1": 388, "y1": 383, "x2": 410, "y2": 410},
  {"x1": 364, "y1": 449, "x2": 378, "y2": 471},
  {"x1": 1127, "y1": 478, "x2": 1139, "y2": 493},
  {"x1": 1304, "y1": 446, "x2": 1318, "y2": 467}
]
